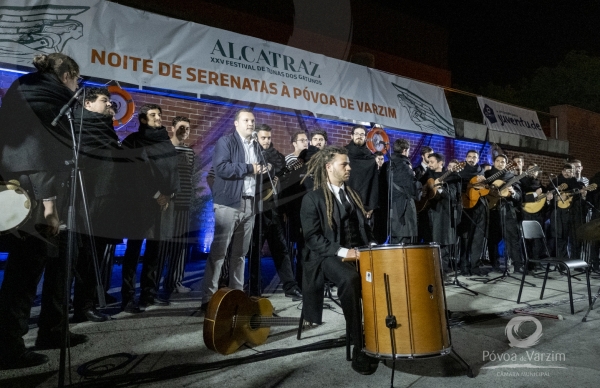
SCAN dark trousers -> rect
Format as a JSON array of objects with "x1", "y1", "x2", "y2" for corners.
[
  {"x1": 157, "y1": 208, "x2": 190, "y2": 295},
  {"x1": 249, "y1": 210, "x2": 298, "y2": 296},
  {"x1": 552, "y1": 208, "x2": 577, "y2": 260},
  {"x1": 488, "y1": 206, "x2": 522, "y2": 268},
  {"x1": 0, "y1": 232, "x2": 65, "y2": 356},
  {"x1": 458, "y1": 201, "x2": 488, "y2": 270},
  {"x1": 318, "y1": 257, "x2": 363, "y2": 349},
  {"x1": 73, "y1": 235, "x2": 110, "y2": 312},
  {"x1": 121, "y1": 238, "x2": 161, "y2": 304}
]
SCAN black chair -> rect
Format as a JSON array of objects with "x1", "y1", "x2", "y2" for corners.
[
  {"x1": 518, "y1": 220, "x2": 593, "y2": 314},
  {"x1": 297, "y1": 282, "x2": 351, "y2": 361}
]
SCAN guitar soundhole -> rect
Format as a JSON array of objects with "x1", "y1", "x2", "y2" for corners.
[{"x1": 249, "y1": 315, "x2": 262, "y2": 329}]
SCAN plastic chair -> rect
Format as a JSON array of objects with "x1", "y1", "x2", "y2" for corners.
[{"x1": 518, "y1": 220, "x2": 593, "y2": 314}]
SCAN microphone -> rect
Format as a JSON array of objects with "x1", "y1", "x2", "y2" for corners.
[{"x1": 52, "y1": 87, "x2": 85, "y2": 126}]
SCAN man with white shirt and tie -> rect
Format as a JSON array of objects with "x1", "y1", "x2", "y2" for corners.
[
  {"x1": 300, "y1": 146, "x2": 378, "y2": 375},
  {"x1": 201, "y1": 109, "x2": 269, "y2": 311}
]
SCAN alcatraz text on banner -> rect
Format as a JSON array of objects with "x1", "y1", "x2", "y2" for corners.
[{"x1": 90, "y1": 49, "x2": 397, "y2": 118}]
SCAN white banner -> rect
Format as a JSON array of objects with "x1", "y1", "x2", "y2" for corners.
[
  {"x1": 477, "y1": 96, "x2": 546, "y2": 140},
  {"x1": 0, "y1": 0, "x2": 455, "y2": 137}
]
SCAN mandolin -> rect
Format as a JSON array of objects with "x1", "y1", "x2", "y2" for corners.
[
  {"x1": 203, "y1": 288, "x2": 302, "y2": 355},
  {"x1": 487, "y1": 166, "x2": 541, "y2": 209},
  {"x1": 557, "y1": 183, "x2": 597, "y2": 209},
  {"x1": 261, "y1": 159, "x2": 304, "y2": 201},
  {"x1": 415, "y1": 162, "x2": 465, "y2": 213},
  {"x1": 522, "y1": 183, "x2": 567, "y2": 214},
  {"x1": 462, "y1": 161, "x2": 515, "y2": 209}
]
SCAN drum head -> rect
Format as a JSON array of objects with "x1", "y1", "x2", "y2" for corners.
[
  {"x1": 0, "y1": 188, "x2": 31, "y2": 232},
  {"x1": 359, "y1": 243, "x2": 440, "y2": 252}
]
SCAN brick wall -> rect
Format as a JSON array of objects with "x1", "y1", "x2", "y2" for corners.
[
  {"x1": 0, "y1": 70, "x2": 575, "y2": 251},
  {"x1": 551, "y1": 105, "x2": 600, "y2": 180}
]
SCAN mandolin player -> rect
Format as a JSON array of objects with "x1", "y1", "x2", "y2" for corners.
[
  {"x1": 551, "y1": 164, "x2": 585, "y2": 260},
  {"x1": 485, "y1": 155, "x2": 523, "y2": 273},
  {"x1": 457, "y1": 150, "x2": 489, "y2": 276}
]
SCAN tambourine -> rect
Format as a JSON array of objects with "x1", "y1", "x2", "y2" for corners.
[{"x1": 0, "y1": 180, "x2": 33, "y2": 234}]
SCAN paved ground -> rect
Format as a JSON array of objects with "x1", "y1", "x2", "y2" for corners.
[{"x1": 1, "y1": 258, "x2": 599, "y2": 388}]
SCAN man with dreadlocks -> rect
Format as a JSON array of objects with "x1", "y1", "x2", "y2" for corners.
[{"x1": 300, "y1": 146, "x2": 379, "y2": 375}]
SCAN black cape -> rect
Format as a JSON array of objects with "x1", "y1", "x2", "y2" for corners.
[{"x1": 345, "y1": 141, "x2": 379, "y2": 211}]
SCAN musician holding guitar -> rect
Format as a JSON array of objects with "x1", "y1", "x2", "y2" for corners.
[
  {"x1": 457, "y1": 150, "x2": 489, "y2": 276},
  {"x1": 552, "y1": 163, "x2": 587, "y2": 260},
  {"x1": 419, "y1": 153, "x2": 463, "y2": 278},
  {"x1": 485, "y1": 155, "x2": 524, "y2": 273}
]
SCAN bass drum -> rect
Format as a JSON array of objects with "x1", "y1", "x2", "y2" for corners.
[{"x1": 359, "y1": 244, "x2": 450, "y2": 358}]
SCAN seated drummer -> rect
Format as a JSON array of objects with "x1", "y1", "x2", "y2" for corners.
[{"x1": 300, "y1": 146, "x2": 379, "y2": 375}]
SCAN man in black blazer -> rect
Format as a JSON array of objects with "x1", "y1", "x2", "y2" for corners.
[{"x1": 300, "y1": 146, "x2": 378, "y2": 375}]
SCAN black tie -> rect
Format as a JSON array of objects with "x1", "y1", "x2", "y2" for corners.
[{"x1": 339, "y1": 188, "x2": 353, "y2": 214}]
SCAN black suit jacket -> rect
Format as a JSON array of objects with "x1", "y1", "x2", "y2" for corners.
[{"x1": 300, "y1": 187, "x2": 373, "y2": 323}]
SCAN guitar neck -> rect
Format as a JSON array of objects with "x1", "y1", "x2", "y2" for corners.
[
  {"x1": 234, "y1": 315, "x2": 303, "y2": 328},
  {"x1": 437, "y1": 170, "x2": 452, "y2": 183},
  {"x1": 431, "y1": 163, "x2": 464, "y2": 185},
  {"x1": 280, "y1": 160, "x2": 303, "y2": 177},
  {"x1": 499, "y1": 171, "x2": 532, "y2": 190},
  {"x1": 485, "y1": 169, "x2": 508, "y2": 184}
]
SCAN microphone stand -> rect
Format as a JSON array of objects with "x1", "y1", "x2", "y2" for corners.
[
  {"x1": 56, "y1": 94, "x2": 105, "y2": 387},
  {"x1": 382, "y1": 142, "x2": 393, "y2": 244},
  {"x1": 248, "y1": 142, "x2": 277, "y2": 297},
  {"x1": 443, "y1": 181, "x2": 478, "y2": 295}
]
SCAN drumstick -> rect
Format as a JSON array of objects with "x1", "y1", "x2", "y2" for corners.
[{"x1": 513, "y1": 309, "x2": 564, "y2": 320}]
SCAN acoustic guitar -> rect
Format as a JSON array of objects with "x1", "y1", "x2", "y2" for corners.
[
  {"x1": 557, "y1": 183, "x2": 597, "y2": 209},
  {"x1": 203, "y1": 287, "x2": 302, "y2": 355},
  {"x1": 261, "y1": 159, "x2": 304, "y2": 201},
  {"x1": 487, "y1": 166, "x2": 541, "y2": 209},
  {"x1": 462, "y1": 161, "x2": 515, "y2": 209},
  {"x1": 415, "y1": 162, "x2": 465, "y2": 213},
  {"x1": 522, "y1": 183, "x2": 567, "y2": 214}
]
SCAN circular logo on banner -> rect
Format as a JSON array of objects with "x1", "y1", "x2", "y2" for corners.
[
  {"x1": 108, "y1": 86, "x2": 135, "y2": 129},
  {"x1": 505, "y1": 316, "x2": 543, "y2": 348},
  {"x1": 366, "y1": 127, "x2": 390, "y2": 154}
]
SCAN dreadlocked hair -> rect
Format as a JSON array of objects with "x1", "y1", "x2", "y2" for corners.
[{"x1": 302, "y1": 146, "x2": 368, "y2": 229}]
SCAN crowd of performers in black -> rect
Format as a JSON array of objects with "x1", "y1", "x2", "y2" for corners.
[{"x1": 1, "y1": 52, "x2": 600, "y2": 373}]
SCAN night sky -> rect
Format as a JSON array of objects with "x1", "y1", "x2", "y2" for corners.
[
  {"x1": 123, "y1": 0, "x2": 600, "y2": 90},
  {"x1": 395, "y1": 1, "x2": 600, "y2": 89}
]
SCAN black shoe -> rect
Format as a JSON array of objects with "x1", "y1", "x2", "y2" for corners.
[
  {"x1": 470, "y1": 267, "x2": 489, "y2": 276},
  {"x1": 284, "y1": 288, "x2": 303, "y2": 301},
  {"x1": 351, "y1": 347, "x2": 379, "y2": 375},
  {"x1": 35, "y1": 332, "x2": 89, "y2": 350},
  {"x1": 514, "y1": 266, "x2": 525, "y2": 274},
  {"x1": 140, "y1": 297, "x2": 170, "y2": 308},
  {"x1": 122, "y1": 300, "x2": 141, "y2": 314},
  {"x1": 200, "y1": 302, "x2": 209, "y2": 313},
  {"x1": 0, "y1": 350, "x2": 49, "y2": 370},
  {"x1": 73, "y1": 308, "x2": 111, "y2": 323}
]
